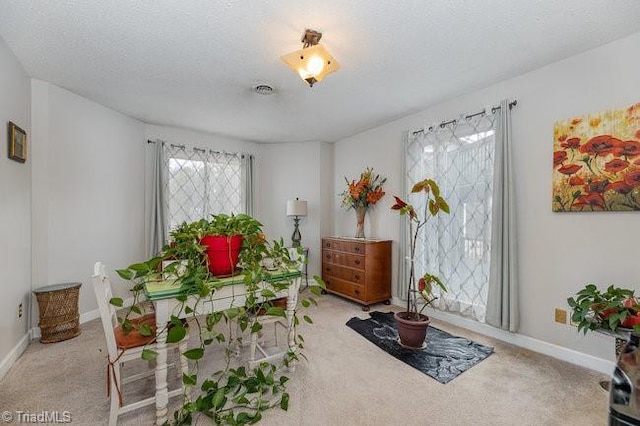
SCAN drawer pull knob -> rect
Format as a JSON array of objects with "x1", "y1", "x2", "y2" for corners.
[
  {"x1": 354, "y1": 247, "x2": 360, "y2": 252},
  {"x1": 355, "y1": 289, "x2": 359, "y2": 294},
  {"x1": 354, "y1": 275, "x2": 360, "y2": 280},
  {"x1": 326, "y1": 267, "x2": 331, "y2": 272},
  {"x1": 354, "y1": 260, "x2": 361, "y2": 265}
]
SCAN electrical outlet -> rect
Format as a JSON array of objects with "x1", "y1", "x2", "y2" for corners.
[
  {"x1": 554, "y1": 308, "x2": 567, "y2": 324},
  {"x1": 17, "y1": 302, "x2": 23, "y2": 319}
]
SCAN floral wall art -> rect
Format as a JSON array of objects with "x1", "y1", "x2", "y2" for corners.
[{"x1": 552, "y1": 103, "x2": 640, "y2": 212}]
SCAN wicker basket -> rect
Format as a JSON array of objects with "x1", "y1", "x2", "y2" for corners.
[{"x1": 34, "y1": 283, "x2": 82, "y2": 343}]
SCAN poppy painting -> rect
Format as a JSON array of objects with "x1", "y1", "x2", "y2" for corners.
[{"x1": 552, "y1": 103, "x2": 640, "y2": 212}]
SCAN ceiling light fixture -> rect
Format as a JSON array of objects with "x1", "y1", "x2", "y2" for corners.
[{"x1": 281, "y1": 29, "x2": 340, "y2": 87}]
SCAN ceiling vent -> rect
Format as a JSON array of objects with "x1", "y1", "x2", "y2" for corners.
[{"x1": 254, "y1": 84, "x2": 275, "y2": 95}]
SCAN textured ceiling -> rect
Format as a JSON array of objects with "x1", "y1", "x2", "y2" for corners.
[{"x1": 1, "y1": 1, "x2": 640, "y2": 143}]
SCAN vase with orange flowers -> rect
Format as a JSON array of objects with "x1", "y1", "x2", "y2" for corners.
[
  {"x1": 340, "y1": 167, "x2": 386, "y2": 238},
  {"x1": 391, "y1": 178, "x2": 449, "y2": 349}
]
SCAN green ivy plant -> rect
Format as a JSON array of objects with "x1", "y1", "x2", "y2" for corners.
[{"x1": 111, "y1": 214, "x2": 324, "y2": 425}]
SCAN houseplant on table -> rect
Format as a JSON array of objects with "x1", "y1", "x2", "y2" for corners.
[
  {"x1": 112, "y1": 213, "x2": 324, "y2": 425},
  {"x1": 198, "y1": 213, "x2": 262, "y2": 276},
  {"x1": 391, "y1": 178, "x2": 449, "y2": 349},
  {"x1": 340, "y1": 167, "x2": 386, "y2": 238}
]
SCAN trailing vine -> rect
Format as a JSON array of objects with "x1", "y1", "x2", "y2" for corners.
[{"x1": 110, "y1": 214, "x2": 324, "y2": 424}]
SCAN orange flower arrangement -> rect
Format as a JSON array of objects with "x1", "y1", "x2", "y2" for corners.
[{"x1": 340, "y1": 167, "x2": 386, "y2": 209}]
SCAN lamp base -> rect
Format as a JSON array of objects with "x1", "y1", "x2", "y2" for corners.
[{"x1": 291, "y1": 216, "x2": 302, "y2": 247}]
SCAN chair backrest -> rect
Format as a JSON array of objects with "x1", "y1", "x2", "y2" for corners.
[{"x1": 92, "y1": 261, "x2": 119, "y2": 359}]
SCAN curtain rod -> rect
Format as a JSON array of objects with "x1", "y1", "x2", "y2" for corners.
[
  {"x1": 412, "y1": 100, "x2": 517, "y2": 135},
  {"x1": 146, "y1": 139, "x2": 252, "y2": 158}
]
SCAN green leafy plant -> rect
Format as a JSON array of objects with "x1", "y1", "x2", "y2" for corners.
[
  {"x1": 200, "y1": 213, "x2": 263, "y2": 237},
  {"x1": 112, "y1": 213, "x2": 325, "y2": 425},
  {"x1": 391, "y1": 178, "x2": 449, "y2": 321},
  {"x1": 567, "y1": 284, "x2": 640, "y2": 334}
]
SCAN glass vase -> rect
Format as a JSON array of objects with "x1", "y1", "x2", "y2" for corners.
[{"x1": 355, "y1": 206, "x2": 367, "y2": 238}]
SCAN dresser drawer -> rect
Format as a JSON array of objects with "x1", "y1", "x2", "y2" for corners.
[
  {"x1": 322, "y1": 239, "x2": 366, "y2": 255},
  {"x1": 324, "y1": 276, "x2": 364, "y2": 300},
  {"x1": 322, "y1": 265, "x2": 365, "y2": 285},
  {"x1": 322, "y1": 250, "x2": 365, "y2": 270}
]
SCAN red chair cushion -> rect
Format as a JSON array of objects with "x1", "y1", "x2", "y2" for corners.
[
  {"x1": 113, "y1": 313, "x2": 189, "y2": 350},
  {"x1": 114, "y1": 313, "x2": 157, "y2": 349}
]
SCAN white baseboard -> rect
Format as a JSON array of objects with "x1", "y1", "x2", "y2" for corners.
[
  {"x1": 390, "y1": 297, "x2": 615, "y2": 375},
  {"x1": 0, "y1": 333, "x2": 30, "y2": 380}
]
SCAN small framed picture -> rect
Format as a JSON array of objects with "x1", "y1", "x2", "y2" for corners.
[{"x1": 8, "y1": 121, "x2": 27, "y2": 163}]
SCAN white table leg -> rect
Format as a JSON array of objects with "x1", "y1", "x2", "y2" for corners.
[
  {"x1": 286, "y1": 277, "x2": 300, "y2": 372},
  {"x1": 154, "y1": 300, "x2": 169, "y2": 425}
]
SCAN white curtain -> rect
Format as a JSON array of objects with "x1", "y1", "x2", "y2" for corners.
[
  {"x1": 242, "y1": 154, "x2": 254, "y2": 217},
  {"x1": 486, "y1": 99, "x2": 519, "y2": 332},
  {"x1": 147, "y1": 140, "x2": 167, "y2": 257},
  {"x1": 404, "y1": 110, "x2": 497, "y2": 322},
  {"x1": 151, "y1": 143, "x2": 250, "y2": 232}
]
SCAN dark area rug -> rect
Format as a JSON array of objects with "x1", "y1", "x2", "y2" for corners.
[{"x1": 346, "y1": 311, "x2": 494, "y2": 384}]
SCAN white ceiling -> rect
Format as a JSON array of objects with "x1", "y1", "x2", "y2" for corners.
[{"x1": 1, "y1": 1, "x2": 640, "y2": 144}]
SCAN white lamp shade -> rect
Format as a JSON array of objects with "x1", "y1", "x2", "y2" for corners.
[{"x1": 286, "y1": 199, "x2": 308, "y2": 217}]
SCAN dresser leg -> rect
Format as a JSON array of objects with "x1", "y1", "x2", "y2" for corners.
[
  {"x1": 362, "y1": 305, "x2": 370, "y2": 312},
  {"x1": 383, "y1": 300, "x2": 391, "y2": 305}
]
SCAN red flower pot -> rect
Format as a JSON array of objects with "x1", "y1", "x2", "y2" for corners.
[{"x1": 200, "y1": 235, "x2": 243, "y2": 276}]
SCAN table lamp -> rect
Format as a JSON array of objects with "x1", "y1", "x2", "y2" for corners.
[{"x1": 286, "y1": 198, "x2": 308, "y2": 247}]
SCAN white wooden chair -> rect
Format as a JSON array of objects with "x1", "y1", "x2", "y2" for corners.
[
  {"x1": 91, "y1": 261, "x2": 189, "y2": 426},
  {"x1": 247, "y1": 248, "x2": 304, "y2": 369}
]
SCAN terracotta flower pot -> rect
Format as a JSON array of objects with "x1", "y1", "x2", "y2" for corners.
[{"x1": 394, "y1": 311, "x2": 430, "y2": 349}]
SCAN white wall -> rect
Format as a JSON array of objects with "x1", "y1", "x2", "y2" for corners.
[
  {"x1": 257, "y1": 142, "x2": 332, "y2": 277},
  {"x1": 333, "y1": 31, "x2": 640, "y2": 362},
  {"x1": 31, "y1": 82, "x2": 146, "y2": 317},
  {"x1": 0, "y1": 37, "x2": 31, "y2": 374}
]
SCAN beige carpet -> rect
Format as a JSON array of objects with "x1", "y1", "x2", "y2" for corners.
[{"x1": 1, "y1": 293, "x2": 609, "y2": 425}]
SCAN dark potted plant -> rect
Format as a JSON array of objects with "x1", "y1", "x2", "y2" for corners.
[
  {"x1": 568, "y1": 284, "x2": 640, "y2": 334},
  {"x1": 391, "y1": 178, "x2": 449, "y2": 349}
]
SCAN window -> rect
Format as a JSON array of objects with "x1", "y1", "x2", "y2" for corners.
[
  {"x1": 405, "y1": 115, "x2": 496, "y2": 322},
  {"x1": 164, "y1": 145, "x2": 247, "y2": 231}
]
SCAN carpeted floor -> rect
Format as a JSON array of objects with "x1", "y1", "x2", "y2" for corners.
[{"x1": 1, "y1": 293, "x2": 609, "y2": 425}]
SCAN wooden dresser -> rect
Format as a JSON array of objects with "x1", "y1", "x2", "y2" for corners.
[{"x1": 321, "y1": 237, "x2": 391, "y2": 311}]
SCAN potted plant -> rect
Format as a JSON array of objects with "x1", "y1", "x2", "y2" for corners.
[
  {"x1": 391, "y1": 178, "x2": 449, "y2": 349},
  {"x1": 113, "y1": 214, "x2": 324, "y2": 424},
  {"x1": 568, "y1": 284, "x2": 640, "y2": 334},
  {"x1": 192, "y1": 213, "x2": 262, "y2": 276}
]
